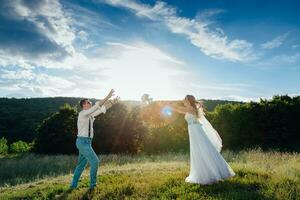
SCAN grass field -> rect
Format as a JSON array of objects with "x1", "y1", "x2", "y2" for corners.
[{"x1": 0, "y1": 149, "x2": 299, "y2": 200}]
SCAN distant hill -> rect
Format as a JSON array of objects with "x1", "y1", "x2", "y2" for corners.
[{"x1": 0, "y1": 97, "x2": 242, "y2": 143}]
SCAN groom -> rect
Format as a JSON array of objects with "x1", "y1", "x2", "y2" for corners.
[{"x1": 70, "y1": 89, "x2": 117, "y2": 191}]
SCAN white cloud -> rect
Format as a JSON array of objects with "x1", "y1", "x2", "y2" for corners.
[
  {"x1": 0, "y1": 50, "x2": 33, "y2": 69},
  {"x1": 0, "y1": 0, "x2": 118, "y2": 70},
  {"x1": 0, "y1": 1, "x2": 192, "y2": 99},
  {"x1": 14, "y1": 0, "x2": 76, "y2": 54},
  {"x1": 261, "y1": 32, "x2": 289, "y2": 49},
  {"x1": 68, "y1": 41, "x2": 188, "y2": 100},
  {"x1": 273, "y1": 53, "x2": 300, "y2": 63},
  {"x1": 0, "y1": 68, "x2": 75, "y2": 97},
  {"x1": 102, "y1": 0, "x2": 255, "y2": 62},
  {"x1": 1, "y1": 0, "x2": 297, "y2": 100},
  {"x1": 190, "y1": 83, "x2": 255, "y2": 92},
  {"x1": 78, "y1": 30, "x2": 88, "y2": 41},
  {"x1": 214, "y1": 95, "x2": 263, "y2": 102},
  {"x1": 0, "y1": 69, "x2": 34, "y2": 80},
  {"x1": 0, "y1": 40, "x2": 190, "y2": 99},
  {"x1": 195, "y1": 8, "x2": 226, "y2": 26},
  {"x1": 216, "y1": 93, "x2": 300, "y2": 102},
  {"x1": 183, "y1": 82, "x2": 268, "y2": 101},
  {"x1": 258, "y1": 53, "x2": 300, "y2": 67},
  {"x1": 0, "y1": 0, "x2": 79, "y2": 69}
]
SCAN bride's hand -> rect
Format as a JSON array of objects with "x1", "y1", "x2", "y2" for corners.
[
  {"x1": 167, "y1": 103, "x2": 175, "y2": 108},
  {"x1": 112, "y1": 96, "x2": 120, "y2": 104}
]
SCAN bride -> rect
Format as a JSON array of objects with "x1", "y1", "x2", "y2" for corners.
[{"x1": 168, "y1": 95, "x2": 235, "y2": 184}]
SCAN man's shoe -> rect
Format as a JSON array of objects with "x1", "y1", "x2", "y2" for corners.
[
  {"x1": 88, "y1": 187, "x2": 95, "y2": 193},
  {"x1": 67, "y1": 187, "x2": 76, "y2": 193}
]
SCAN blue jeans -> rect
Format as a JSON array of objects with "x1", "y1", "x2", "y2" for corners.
[{"x1": 70, "y1": 137, "x2": 100, "y2": 189}]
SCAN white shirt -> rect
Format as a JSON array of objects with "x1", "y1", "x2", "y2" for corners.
[{"x1": 77, "y1": 102, "x2": 106, "y2": 138}]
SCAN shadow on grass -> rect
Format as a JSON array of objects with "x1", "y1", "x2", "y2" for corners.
[
  {"x1": 55, "y1": 188, "x2": 92, "y2": 200},
  {"x1": 147, "y1": 170, "x2": 276, "y2": 200},
  {"x1": 55, "y1": 184, "x2": 135, "y2": 200}
]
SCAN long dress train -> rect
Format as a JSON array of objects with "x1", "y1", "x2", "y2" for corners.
[{"x1": 185, "y1": 112, "x2": 235, "y2": 184}]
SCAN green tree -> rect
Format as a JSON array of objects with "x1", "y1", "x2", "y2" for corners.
[
  {"x1": 93, "y1": 104, "x2": 147, "y2": 154},
  {"x1": 209, "y1": 95, "x2": 300, "y2": 151},
  {"x1": 34, "y1": 104, "x2": 78, "y2": 154},
  {"x1": 143, "y1": 115, "x2": 189, "y2": 154}
]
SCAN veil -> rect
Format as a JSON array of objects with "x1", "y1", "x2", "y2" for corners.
[{"x1": 197, "y1": 106, "x2": 223, "y2": 152}]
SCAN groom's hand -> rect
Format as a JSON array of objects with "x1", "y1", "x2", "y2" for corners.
[{"x1": 108, "y1": 89, "x2": 115, "y2": 98}]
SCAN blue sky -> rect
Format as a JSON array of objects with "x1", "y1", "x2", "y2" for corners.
[{"x1": 0, "y1": 0, "x2": 299, "y2": 101}]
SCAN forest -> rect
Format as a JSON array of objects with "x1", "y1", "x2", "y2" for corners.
[{"x1": 0, "y1": 95, "x2": 299, "y2": 154}]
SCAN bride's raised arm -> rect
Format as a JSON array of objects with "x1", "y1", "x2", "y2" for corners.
[{"x1": 168, "y1": 103, "x2": 193, "y2": 114}]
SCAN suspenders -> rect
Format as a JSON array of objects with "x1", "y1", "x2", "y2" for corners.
[{"x1": 88, "y1": 117, "x2": 91, "y2": 138}]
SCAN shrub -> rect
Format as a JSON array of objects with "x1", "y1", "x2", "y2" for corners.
[
  {"x1": 10, "y1": 140, "x2": 32, "y2": 154},
  {"x1": 0, "y1": 137, "x2": 9, "y2": 155}
]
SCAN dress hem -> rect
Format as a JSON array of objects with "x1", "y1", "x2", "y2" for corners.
[{"x1": 185, "y1": 173, "x2": 235, "y2": 185}]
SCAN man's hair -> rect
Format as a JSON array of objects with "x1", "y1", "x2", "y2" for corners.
[{"x1": 79, "y1": 98, "x2": 89, "y2": 108}]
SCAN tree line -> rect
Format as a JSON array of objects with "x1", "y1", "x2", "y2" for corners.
[
  {"x1": 208, "y1": 95, "x2": 300, "y2": 151},
  {"x1": 0, "y1": 97, "x2": 233, "y2": 143},
  {"x1": 1, "y1": 95, "x2": 299, "y2": 155}
]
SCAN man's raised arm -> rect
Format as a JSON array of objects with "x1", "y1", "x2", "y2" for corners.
[
  {"x1": 90, "y1": 105, "x2": 106, "y2": 117},
  {"x1": 97, "y1": 89, "x2": 115, "y2": 107},
  {"x1": 90, "y1": 97, "x2": 120, "y2": 117},
  {"x1": 81, "y1": 89, "x2": 115, "y2": 116}
]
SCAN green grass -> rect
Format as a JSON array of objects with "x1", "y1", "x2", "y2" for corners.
[{"x1": 0, "y1": 149, "x2": 299, "y2": 200}]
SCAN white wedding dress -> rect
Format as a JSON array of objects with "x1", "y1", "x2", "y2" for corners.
[{"x1": 185, "y1": 111, "x2": 235, "y2": 184}]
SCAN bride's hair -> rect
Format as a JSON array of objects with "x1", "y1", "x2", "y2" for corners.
[{"x1": 185, "y1": 95, "x2": 204, "y2": 118}]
